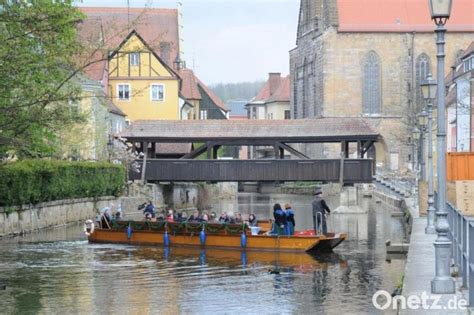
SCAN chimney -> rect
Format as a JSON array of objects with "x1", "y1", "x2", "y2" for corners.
[{"x1": 268, "y1": 73, "x2": 281, "y2": 96}]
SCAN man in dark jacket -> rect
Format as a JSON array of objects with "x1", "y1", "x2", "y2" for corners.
[{"x1": 311, "y1": 189, "x2": 330, "y2": 235}]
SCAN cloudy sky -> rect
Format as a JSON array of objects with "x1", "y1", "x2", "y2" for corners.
[{"x1": 78, "y1": 0, "x2": 300, "y2": 84}]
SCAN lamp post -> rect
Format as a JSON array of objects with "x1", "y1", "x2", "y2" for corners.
[
  {"x1": 419, "y1": 110, "x2": 427, "y2": 182},
  {"x1": 421, "y1": 74, "x2": 437, "y2": 234},
  {"x1": 429, "y1": 0, "x2": 455, "y2": 294}
]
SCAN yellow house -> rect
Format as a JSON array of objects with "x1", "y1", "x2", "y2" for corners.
[{"x1": 108, "y1": 30, "x2": 181, "y2": 121}]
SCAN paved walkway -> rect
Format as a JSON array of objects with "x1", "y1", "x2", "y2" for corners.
[{"x1": 401, "y1": 216, "x2": 468, "y2": 314}]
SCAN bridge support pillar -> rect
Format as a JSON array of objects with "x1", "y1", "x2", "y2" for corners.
[{"x1": 340, "y1": 186, "x2": 358, "y2": 207}]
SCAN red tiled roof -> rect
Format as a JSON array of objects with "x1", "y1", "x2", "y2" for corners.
[
  {"x1": 178, "y1": 69, "x2": 202, "y2": 100},
  {"x1": 253, "y1": 80, "x2": 272, "y2": 102},
  {"x1": 251, "y1": 74, "x2": 290, "y2": 104},
  {"x1": 269, "y1": 75, "x2": 290, "y2": 102},
  {"x1": 196, "y1": 76, "x2": 228, "y2": 112},
  {"x1": 178, "y1": 68, "x2": 228, "y2": 112},
  {"x1": 337, "y1": 0, "x2": 474, "y2": 33},
  {"x1": 79, "y1": 7, "x2": 179, "y2": 80}
]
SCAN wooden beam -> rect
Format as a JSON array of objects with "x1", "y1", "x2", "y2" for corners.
[
  {"x1": 357, "y1": 140, "x2": 362, "y2": 158},
  {"x1": 181, "y1": 143, "x2": 209, "y2": 159},
  {"x1": 207, "y1": 141, "x2": 213, "y2": 159},
  {"x1": 277, "y1": 143, "x2": 310, "y2": 159},
  {"x1": 141, "y1": 141, "x2": 148, "y2": 182},
  {"x1": 213, "y1": 145, "x2": 220, "y2": 159},
  {"x1": 339, "y1": 152, "x2": 345, "y2": 185},
  {"x1": 273, "y1": 143, "x2": 280, "y2": 159},
  {"x1": 361, "y1": 141, "x2": 375, "y2": 156},
  {"x1": 279, "y1": 147, "x2": 285, "y2": 159}
]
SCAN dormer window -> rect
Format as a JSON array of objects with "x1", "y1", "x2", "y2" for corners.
[{"x1": 130, "y1": 52, "x2": 140, "y2": 66}]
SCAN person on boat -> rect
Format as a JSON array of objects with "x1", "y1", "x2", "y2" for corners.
[
  {"x1": 272, "y1": 203, "x2": 287, "y2": 235},
  {"x1": 285, "y1": 203, "x2": 295, "y2": 235},
  {"x1": 115, "y1": 204, "x2": 123, "y2": 220},
  {"x1": 209, "y1": 212, "x2": 218, "y2": 223},
  {"x1": 248, "y1": 214, "x2": 258, "y2": 227},
  {"x1": 166, "y1": 209, "x2": 175, "y2": 223},
  {"x1": 177, "y1": 211, "x2": 188, "y2": 222},
  {"x1": 201, "y1": 211, "x2": 210, "y2": 222},
  {"x1": 234, "y1": 212, "x2": 243, "y2": 224},
  {"x1": 188, "y1": 210, "x2": 200, "y2": 223},
  {"x1": 312, "y1": 189, "x2": 331, "y2": 235},
  {"x1": 218, "y1": 212, "x2": 230, "y2": 223},
  {"x1": 100, "y1": 206, "x2": 112, "y2": 229},
  {"x1": 143, "y1": 200, "x2": 156, "y2": 219}
]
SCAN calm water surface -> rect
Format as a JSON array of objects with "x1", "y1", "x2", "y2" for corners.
[{"x1": 0, "y1": 193, "x2": 406, "y2": 314}]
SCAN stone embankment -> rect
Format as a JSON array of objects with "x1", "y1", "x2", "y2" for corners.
[{"x1": 0, "y1": 197, "x2": 118, "y2": 237}]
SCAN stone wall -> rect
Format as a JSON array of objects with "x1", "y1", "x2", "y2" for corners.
[{"x1": 0, "y1": 197, "x2": 118, "y2": 237}]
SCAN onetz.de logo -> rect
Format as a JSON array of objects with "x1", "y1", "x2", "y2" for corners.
[{"x1": 372, "y1": 290, "x2": 468, "y2": 311}]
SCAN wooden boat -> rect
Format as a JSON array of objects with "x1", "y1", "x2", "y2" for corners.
[{"x1": 87, "y1": 220, "x2": 347, "y2": 253}]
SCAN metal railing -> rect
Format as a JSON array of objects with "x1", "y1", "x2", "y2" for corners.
[{"x1": 446, "y1": 202, "x2": 474, "y2": 306}]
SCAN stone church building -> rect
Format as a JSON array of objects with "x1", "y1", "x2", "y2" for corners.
[{"x1": 290, "y1": 0, "x2": 473, "y2": 171}]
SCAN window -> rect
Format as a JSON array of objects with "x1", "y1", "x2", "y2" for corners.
[
  {"x1": 284, "y1": 110, "x2": 291, "y2": 119},
  {"x1": 251, "y1": 107, "x2": 256, "y2": 119},
  {"x1": 130, "y1": 53, "x2": 140, "y2": 66},
  {"x1": 151, "y1": 84, "x2": 165, "y2": 101},
  {"x1": 362, "y1": 51, "x2": 381, "y2": 114},
  {"x1": 200, "y1": 110, "x2": 208, "y2": 120},
  {"x1": 464, "y1": 56, "x2": 473, "y2": 72},
  {"x1": 415, "y1": 53, "x2": 431, "y2": 108},
  {"x1": 117, "y1": 84, "x2": 130, "y2": 101}
]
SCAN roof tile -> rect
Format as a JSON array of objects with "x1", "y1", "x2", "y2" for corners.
[{"x1": 337, "y1": 0, "x2": 474, "y2": 33}]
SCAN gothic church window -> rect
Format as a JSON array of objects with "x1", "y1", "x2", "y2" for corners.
[
  {"x1": 415, "y1": 53, "x2": 431, "y2": 108},
  {"x1": 362, "y1": 51, "x2": 381, "y2": 114}
]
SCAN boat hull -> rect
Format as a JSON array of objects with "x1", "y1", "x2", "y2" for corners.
[{"x1": 88, "y1": 229, "x2": 347, "y2": 253}]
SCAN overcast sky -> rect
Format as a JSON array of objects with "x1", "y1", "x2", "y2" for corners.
[{"x1": 78, "y1": 0, "x2": 300, "y2": 84}]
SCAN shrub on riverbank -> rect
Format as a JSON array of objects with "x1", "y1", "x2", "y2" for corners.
[{"x1": 0, "y1": 160, "x2": 125, "y2": 207}]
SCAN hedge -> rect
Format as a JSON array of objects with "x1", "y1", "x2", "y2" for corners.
[{"x1": 0, "y1": 160, "x2": 125, "y2": 207}]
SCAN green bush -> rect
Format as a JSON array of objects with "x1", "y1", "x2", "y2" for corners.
[{"x1": 0, "y1": 160, "x2": 125, "y2": 207}]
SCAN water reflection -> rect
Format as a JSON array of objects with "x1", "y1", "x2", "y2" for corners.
[{"x1": 0, "y1": 193, "x2": 406, "y2": 314}]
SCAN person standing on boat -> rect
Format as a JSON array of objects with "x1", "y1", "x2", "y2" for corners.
[
  {"x1": 272, "y1": 203, "x2": 287, "y2": 235},
  {"x1": 311, "y1": 190, "x2": 330, "y2": 235},
  {"x1": 284, "y1": 203, "x2": 295, "y2": 235}
]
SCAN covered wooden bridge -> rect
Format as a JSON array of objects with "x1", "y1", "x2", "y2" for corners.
[{"x1": 119, "y1": 118, "x2": 380, "y2": 183}]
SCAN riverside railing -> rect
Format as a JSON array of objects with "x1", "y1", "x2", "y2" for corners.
[{"x1": 446, "y1": 201, "x2": 473, "y2": 306}]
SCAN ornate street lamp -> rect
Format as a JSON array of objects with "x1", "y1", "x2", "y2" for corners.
[
  {"x1": 421, "y1": 73, "x2": 437, "y2": 234},
  {"x1": 428, "y1": 0, "x2": 455, "y2": 294}
]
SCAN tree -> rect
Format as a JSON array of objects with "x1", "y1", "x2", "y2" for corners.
[{"x1": 0, "y1": 1, "x2": 85, "y2": 158}]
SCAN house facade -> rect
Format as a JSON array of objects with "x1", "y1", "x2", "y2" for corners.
[
  {"x1": 108, "y1": 30, "x2": 181, "y2": 121},
  {"x1": 447, "y1": 42, "x2": 474, "y2": 152},
  {"x1": 246, "y1": 73, "x2": 290, "y2": 159},
  {"x1": 59, "y1": 75, "x2": 126, "y2": 161},
  {"x1": 178, "y1": 68, "x2": 229, "y2": 120},
  {"x1": 290, "y1": 0, "x2": 474, "y2": 170}
]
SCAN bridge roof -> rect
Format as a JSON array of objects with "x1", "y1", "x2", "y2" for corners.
[{"x1": 120, "y1": 118, "x2": 380, "y2": 143}]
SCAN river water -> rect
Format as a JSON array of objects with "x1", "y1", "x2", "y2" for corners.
[{"x1": 0, "y1": 193, "x2": 406, "y2": 314}]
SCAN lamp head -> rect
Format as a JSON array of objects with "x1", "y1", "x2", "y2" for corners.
[
  {"x1": 421, "y1": 73, "x2": 437, "y2": 102},
  {"x1": 418, "y1": 108, "x2": 428, "y2": 128},
  {"x1": 428, "y1": 0, "x2": 453, "y2": 25}
]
